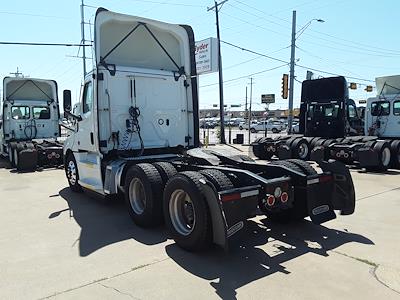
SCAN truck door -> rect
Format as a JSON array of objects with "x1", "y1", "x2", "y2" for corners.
[
  {"x1": 73, "y1": 80, "x2": 103, "y2": 192},
  {"x1": 346, "y1": 103, "x2": 363, "y2": 135}
]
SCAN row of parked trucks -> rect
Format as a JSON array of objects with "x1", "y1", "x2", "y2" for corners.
[
  {"x1": 5, "y1": 8, "x2": 395, "y2": 252},
  {"x1": 252, "y1": 75, "x2": 400, "y2": 171}
]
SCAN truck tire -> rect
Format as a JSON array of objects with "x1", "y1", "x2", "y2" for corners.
[
  {"x1": 124, "y1": 163, "x2": 164, "y2": 227},
  {"x1": 65, "y1": 153, "x2": 83, "y2": 192},
  {"x1": 389, "y1": 140, "x2": 400, "y2": 169},
  {"x1": 290, "y1": 138, "x2": 310, "y2": 160},
  {"x1": 8, "y1": 143, "x2": 16, "y2": 167},
  {"x1": 371, "y1": 141, "x2": 391, "y2": 171},
  {"x1": 287, "y1": 159, "x2": 317, "y2": 175},
  {"x1": 199, "y1": 169, "x2": 233, "y2": 191},
  {"x1": 163, "y1": 171, "x2": 212, "y2": 251},
  {"x1": 153, "y1": 162, "x2": 177, "y2": 187}
]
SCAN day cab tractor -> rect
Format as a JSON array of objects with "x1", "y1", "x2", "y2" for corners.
[
  {"x1": 62, "y1": 8, "x2": 356, "y2": 251},
  {"x1": 0, "y1": 77, "x2": 63, "y2": 171},
  {"x1": 252, "y1": 76, "x2": 400, "y2": 171}
]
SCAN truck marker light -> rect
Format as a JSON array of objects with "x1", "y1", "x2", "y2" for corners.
[
  {"x1": 280, "y1": 192, "x2": 288, "y2": 203},
  {"x1": 221, "y1": 189, "x2": 259, "y2": 202},
  {"x1": 221, "y1": 193, "x2": 241, "y2": 202},
  {"x1": 266, "y1": 195, "x2": 275, "y2": 206},
  {"x1": 319, "y1": 175, "x2": 332, "y2": 183}
]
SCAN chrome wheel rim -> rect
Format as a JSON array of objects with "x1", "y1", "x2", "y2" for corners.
[
  {"x1": 67, "y1": 160, "x2": 77, "y2": 185},
  {"x1": 298, "y1": 143, "x2": 309, "y2": 159},
  {"x1": 381, "y1": 147, "x2": 391, "y2": 166},
  {"x1": 169, "y1": 189, "x2": 195, "y2": 236},
  {"x1": 129, "y1": 178, "x2": 146, "y2": 215}
]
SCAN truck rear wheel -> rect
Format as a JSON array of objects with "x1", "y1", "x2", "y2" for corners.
[
  {"x1": 287, "y1": 159, "x2": 317, "y2": 175},
  {"x1": 290, "y1": 138, "x2": 310, "y2": 160},
  {"x1": 124, "y1": 163, "x2": 164, "y2": 227},
  {"x1": 389, "y1": 140, "x2": 400, "y2": 168},
  {"x1": 65, "y1": 154, "x2": 83, "y2": 192},
  {"x1": 199, "y1": 169, "x2": 233, "y2": 191},
  {"x1": 163, "y1": 171, "x2": 212, "y2": 251},
  {"x1": 153, "y1": 162, "x2": 177, "y2": 187}
]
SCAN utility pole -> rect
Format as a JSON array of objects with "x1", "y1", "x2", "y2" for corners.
[
  {"x1": 80, "y1": 0, "x2": 87, "y2": 76},
  {"x1": 288, "y1": 10, "x2": 296, "y2": 134},
  {"x1": 10, "y1": 67, "x2": 23, "y2": 78},
  {"x1": 247, "y1": 77, "x2": 253, "y2": 145},
  {"x1": 208, "y1": 0, "x2": 228, "y2": 144},
  {"x1": 245, "y1": 86, "x2": 248, "y2": 117}
]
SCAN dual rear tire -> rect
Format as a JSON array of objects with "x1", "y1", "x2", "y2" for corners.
[{"x1": 124, "y1": 163, "x2": 232, "y2": 251}]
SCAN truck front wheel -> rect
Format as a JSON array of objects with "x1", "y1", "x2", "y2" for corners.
[
  {"x1": 163, "y1": 171, "x2": 212, "y2": 251},
  {"x1": 65, "y1": 154, "x2": 83, "y2": 192}
]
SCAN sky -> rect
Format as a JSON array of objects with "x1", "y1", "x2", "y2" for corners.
[{"x1": 1, "y1": 0, "x2": 399, "y2": 112}]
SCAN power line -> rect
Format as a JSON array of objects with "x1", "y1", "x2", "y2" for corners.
[
  {"x1": 199, "y1": 64, "x2": 288, "y2": 88},
  {"x1": 0, "y1": 41, "x2": 91, "y2": 47},
  {"x1": 221, "y1": 40, "x2": 374, "y2": 83}
]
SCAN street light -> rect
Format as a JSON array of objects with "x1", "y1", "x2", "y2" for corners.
[{"x1": 287, "y1": 11, "x2": 324, "y2": 134}]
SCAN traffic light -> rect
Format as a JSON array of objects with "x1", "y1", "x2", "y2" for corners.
[
  {"x1": 281, "y1": 74, "x2": 288, "y2": 99},
  {"x1": 365, "y1": 85, "x2": 373, "y2": 92},
  {"x1": 349, "y1": 82, "x2": 357, "y2": 89}
]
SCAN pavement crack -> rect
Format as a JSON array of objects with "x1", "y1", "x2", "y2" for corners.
[
  {"x1": 331, "y1": 250, "x2": 378, "y2": 267},
  {"x1": 98, "y1": 283, "x2": 139, "y2": 299},
  {"x1": 38, "y1": 257, "x2": 170, "y2": 299},
  {"x1": 332, "y1": 251, "x2": 400, "y2": 295},
  {"x1": 372, "y1": 266, "x2": 400, "y2": 295},
  {"x1": 356, "y1": 186, "x2": 400, "y2": 202}
]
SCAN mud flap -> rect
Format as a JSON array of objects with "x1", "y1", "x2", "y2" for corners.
[
  {"x1": 17, "y1": 149, "x2": 38, "y2": 171},
  {"x1": 357, "y1": 147, "x2": 379, "y2": 168},
  {"x1": 277, "y1": 144, "x2": 291, "y2": 159},
  {"x1": 200, "y1": 183, "x2": 260, "y2": 250},
  {"x1": 310, "y1": 146, "x2": 325, "y2": 162},
  {"x1": 306, "y1": 176, "x2": 336, "y2": 224},
  {"x1": 317, "y1": 160, "x2": 356, "y2": 215}
]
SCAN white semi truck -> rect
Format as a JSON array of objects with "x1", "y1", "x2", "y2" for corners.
[
  {"x1": 0, "y1": 77, "x2": 63, "y2": 170},
  {"x1": 62, "y1": 8, "x2": 356, "y2": 251}
]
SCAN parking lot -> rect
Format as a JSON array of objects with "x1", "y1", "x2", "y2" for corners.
[{"x1": 1, "y1": 148, "x2": 400, "y2": 299}]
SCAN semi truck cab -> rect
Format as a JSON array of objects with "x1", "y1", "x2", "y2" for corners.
[{"x1": 0, "y1": 77, "x2": 63, "y2": 170}]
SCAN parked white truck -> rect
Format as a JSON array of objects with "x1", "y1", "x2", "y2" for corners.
[
  {"x1": 0, "y1": 77, "x2": 63, "y2": 170},
  {"x1": 62, "y1": 8, "x2": 356, "y2": 251}
]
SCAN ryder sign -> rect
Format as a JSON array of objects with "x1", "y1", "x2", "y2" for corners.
[{"x1": 195, "y1": 38, "x2": 218, "y2": 75}]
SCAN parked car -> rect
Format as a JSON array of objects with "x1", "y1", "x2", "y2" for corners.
[
  {"x1": 249, "y1": 120, "x2": 284, "y2": 133},
  {"x1": 239, "y1": 120, "x2": 258, "y2": 130}
]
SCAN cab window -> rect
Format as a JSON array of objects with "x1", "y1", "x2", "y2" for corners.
[
  {"x1": 348, "y1": 105, "x2": 357, "y2": 118},
  {"x1": 82, "y1": 81, "x2": 93, "y2": 114},
  {"x1": 12, "y1": 106, "x2": 30, "y2": 120},
  {"x1": 393, "y1": 101, "x2": 400, "y2": 116},
  {"x1": 371, "y1": 101, "x2": 389, "y2": 116},
  {"x1": 33, "y1": 107, "x2": 50, "y2": 119}
]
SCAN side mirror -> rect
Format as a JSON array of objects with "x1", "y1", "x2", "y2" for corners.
[{"x1": 63, "y1": 90, "x2": 72, "y2": 112}]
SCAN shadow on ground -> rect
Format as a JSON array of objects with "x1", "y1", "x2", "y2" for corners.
[
  {"x1": 53, "y1": 187, "x2": 167, "y2": 256},
  {"x1": 166, "y1": 218, "x2": 374, "y2": 300}
]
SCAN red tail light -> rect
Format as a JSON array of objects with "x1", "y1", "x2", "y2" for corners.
[
  {"x1": 280, "y1": 192, "x2": 289, "y2": 203},
  {"x1": 266, "y1": 195, "x2": 275, "y2": 206}
]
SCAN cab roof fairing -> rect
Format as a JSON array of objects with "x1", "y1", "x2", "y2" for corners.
[
  {"x1": 94, "y1": 8, "x2": 194, "y2": 77},
  {"x1": 3, "y1": 77, "x2": 58, "y2": 103}
]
